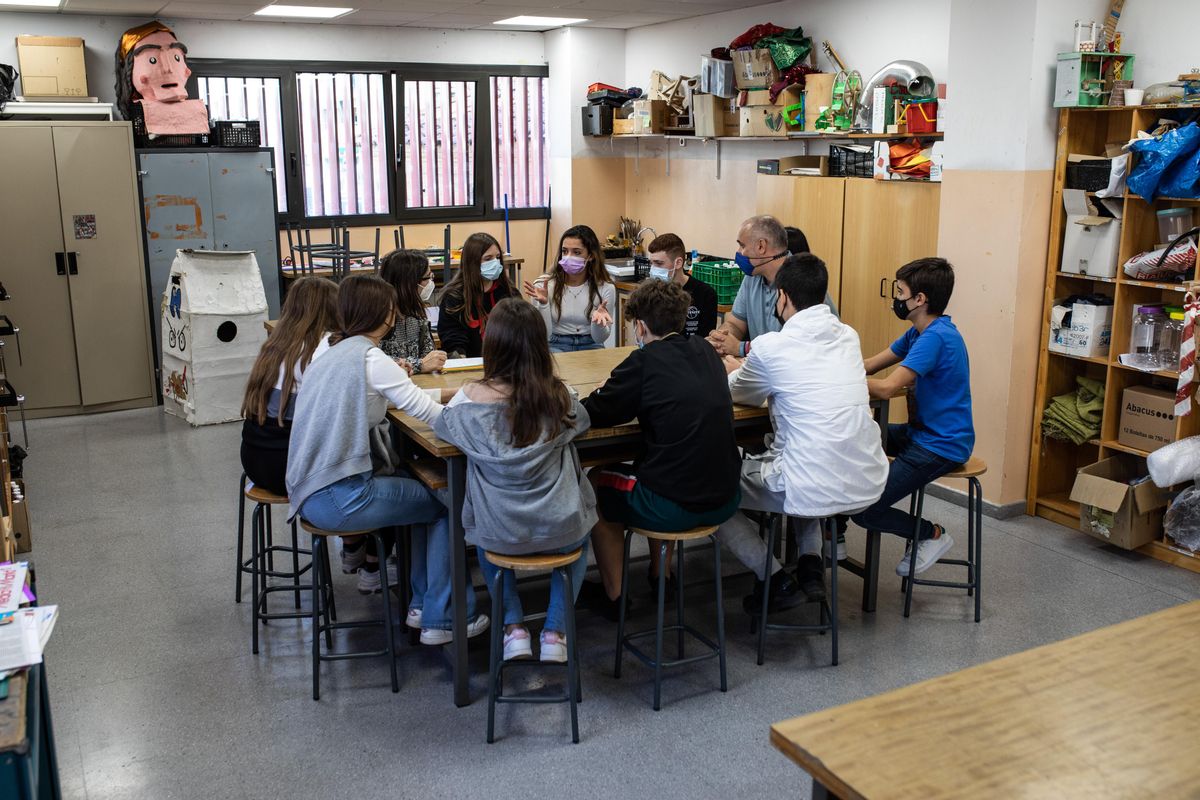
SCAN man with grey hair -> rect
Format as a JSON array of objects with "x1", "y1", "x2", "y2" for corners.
[{"x1": 707, "y1": 215, "x2": 836, "y2": 358}]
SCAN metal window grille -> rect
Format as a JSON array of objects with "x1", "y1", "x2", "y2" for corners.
[
  {"x1": 490, "y1": 75, "x2": 548, "y2": 210},
  {"x1": 197, "y1": 76, "x2": 288, "y2": 211},
  {"x1": 402, "y1": 79, "x2": 476, "y2": 209}
]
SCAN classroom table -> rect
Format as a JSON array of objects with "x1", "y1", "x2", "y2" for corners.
[
  {"x1": 280, "y1": 255, "x2": 524, "y2": 286},
  {"x1": 770, "y1": 600, "x2": 1200, "y2": 799},
  {"x1": 388, "y1": 347, "x2": 893, "y2": 706}
]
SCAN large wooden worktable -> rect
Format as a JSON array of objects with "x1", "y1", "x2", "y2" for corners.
[{"x1": 770, "y1": 600, "x2": 1200, "y2": 799}]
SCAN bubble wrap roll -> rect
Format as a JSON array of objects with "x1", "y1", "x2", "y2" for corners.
[{"x1": 1146, "y1": 435, "x2": 1200, "y2": 488}]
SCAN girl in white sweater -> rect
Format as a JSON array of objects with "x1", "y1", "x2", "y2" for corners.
[{"x1": 523, "y1": 224, "x2": 615, "y2": 352}]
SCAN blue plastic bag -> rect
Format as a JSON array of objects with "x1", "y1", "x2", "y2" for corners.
[
  {"x1": 1159, "y1": 139, "x2": 1200, "y2": 199},
  {"x1": 1128, "y1": 122, "x2": 1200, "y2": 200}
]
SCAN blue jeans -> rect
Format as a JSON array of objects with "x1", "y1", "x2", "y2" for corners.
[
  {"x1": 850, "y1": 425, "x2": 961, "y2": 540},
  {"x1": 549, "y1": 333, "x2": 603, "y2": 353},
  {"x1": 479, "y1": 538, "x2": 589, "y2": 633},
  {"x1": 300, "y1": 473, "x2": 474, "y2": 628}
]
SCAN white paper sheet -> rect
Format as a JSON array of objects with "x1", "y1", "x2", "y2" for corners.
[{"x1": 0, "y1": 563, "x2": 28, "y2": 614}]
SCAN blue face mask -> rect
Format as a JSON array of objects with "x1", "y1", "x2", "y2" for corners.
[
  {"x1": 480, "y1": 258, "x2": 504, "y2": 281},
  {"x1": 734, "y1": 252, "x2": 755, "y2": 276}
]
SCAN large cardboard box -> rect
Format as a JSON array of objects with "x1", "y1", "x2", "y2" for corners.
[
  {"x1": 1070, "y1": 456, "x2": 1168, "y2": 549},
  {"x1": 732, "y1": 48, "x2": 779, "y2": 90},
  {"x1": 804, "y1": 73, "x2": 835, "y2": 131},
  {"x1": 1048, "y1": 301, "x2": 1112, "y2": 358},
  {"x1": 1061, "y1": 188, "x2": 1122, "y2": 277},
  {"x1": 15, "y1": 35, "x2": 88, "y2": 98},
  {"x1": 738, "y1": 86, "x2": 802, "y2": 137},
  {"x1": 1119, "y1": 385, "x2": 1176, "y2": 453},
  {"x1": 693, "y1": 93, "x2": 737, "y2": 137},
  {"x1": 631, "y1": 99, "x2": 666, "y2": 134}
]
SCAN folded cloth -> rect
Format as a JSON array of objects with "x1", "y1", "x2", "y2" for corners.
[{"x1": 1042, "y1": 376, "x2": 1105, "y2": 445}]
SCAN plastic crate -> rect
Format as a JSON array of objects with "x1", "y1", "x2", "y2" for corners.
[
  {"x1": 132, "y1": 108, "x2": 210, "y2": 147},
  {"x1": 691, "y1": 260, "x2": 744, "y2": 305},
  {"x1": 1065, "y1": 160, "x2": 1111, "y2": 191},
  {"x1": 830, "y1": 144, "x2": 873, "y2": 178},
  {"x1": 212, "y1": 120, "x2": 261, "y2": 147}
]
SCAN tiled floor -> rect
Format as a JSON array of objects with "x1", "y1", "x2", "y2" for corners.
[{"x1": 24, "y1": 408, "x2": 1200, "y2": 799}]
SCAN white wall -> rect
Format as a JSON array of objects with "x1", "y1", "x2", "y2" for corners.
[
  {"x1": 1118, "y1": 1, "x2": 1200, "y2": 86},
  {"x1": 0, "y1": 11, "x2": 545, "y2": 103}
]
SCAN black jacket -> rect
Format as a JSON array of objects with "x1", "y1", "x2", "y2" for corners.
[
  {"x1": 437, "y1": 281, "x2": 516, "y2": 358},
  {"x1": 682, "y1": 276, "x2": 718, "y2": 339},
  {"x1": 582, "y1": 333, "x2": 741, "y2": 512}
]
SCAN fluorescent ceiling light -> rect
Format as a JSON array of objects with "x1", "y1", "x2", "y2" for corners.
[
  {"x1": 254, "y1": 4, "x2": 353, "y2": 19},
  {"x1": 493, "y1": 15, "x2": 587, "y2": 27},
  {"x1": 0, "y1": 0, "x2": 62, "y2": 6}
]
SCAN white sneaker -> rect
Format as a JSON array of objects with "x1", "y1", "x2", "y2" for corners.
[
  {"x1": 503, "y1": 626, "x2": 533, "y2": 660},
  {"x1": 420, "y1": 614, "x2": 490, "y2": 645},
  {"x1": 356, "y1": 559, "x2": 398, "y2": 594},
  {"x1": 341, "y1": 541, "x2": 366, "y2": 574},
  {"x1": 405, "y1": 608, "x2": 422, "y2": 629},
  {"x1": 539, "y1": 630, "x2": 568, "y2": 663},
  {"x1": 896, "y1": 531, "x2": 954, "y2": 577}
]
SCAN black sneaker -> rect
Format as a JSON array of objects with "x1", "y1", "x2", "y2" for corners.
[
  {"x1": 795, "y1": 553, "x2": 827, "y2": 603},
  {"x1": 646, "y1": 571, "x2": 678, "y2": 602},
  {"x1": 742, "y1": 569, "x2": 802, "y2": 616}
]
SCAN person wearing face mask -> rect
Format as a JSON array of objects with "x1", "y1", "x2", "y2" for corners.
[
  {"x1": 646, "y1": 233, "x2": 716, "y2": 339},
  {"x1": 721, "y1": 254, "x2": 888, "y2": 613},
  {"x1": 523, "y1": 224, "x2": 615, "y2": 352},
  {"x1": 438, "y1": 232, "x2": 516, "y2": 359},
  {"x1": 851, "y1": 257, "x2": 973, "y2": 577},
  {"x1": 379, "y1": 249, "x2": 447, "y2": 375},
  {"x1": 577, "y1": 280, "x2": 742, "y2": 618},
  {"x1": 707, "y1": 216, "x2": 837, "y2": 359}
]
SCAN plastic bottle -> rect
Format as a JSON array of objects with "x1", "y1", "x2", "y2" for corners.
[
  {"x1": 1158, "y1": 311, "x2": 1185, "y2": 371},
  {"x1": 1132, "y1": 305, "x2": 1166, "y2": 368}
]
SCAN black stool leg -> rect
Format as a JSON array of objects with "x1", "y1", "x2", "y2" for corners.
[
  {"x1": 372, "y1": 533, "x2": 400, "y2": 694},
  {"x1": 291, "y1": 518, "x2": 302, "y2": 610},
  {"x1": 321, "y1": 540, "x2": 338, "y2": 624},
  {"x1": 563, "y1": 566, "x2": 580, "y2": 744},
  {"x1": 903, "y1": 489, "x2": 925, "y2": 618},
  {"x1": 487, "y1": 568, "x2": 504, "y2": 743},
  {"x1": 614, "y1": 530, "x2": 633, "y2": 679},
  {"x1": 265, "y1": 504, "x2": 275, "y2": 573},
  {"x1": 750, "y1": 514, "x2": 769, "y2": 636},
  {"x1": 311, "y1": 536, "x2": 323, "y2": 701},
  {"x1": 652, "y1": 540, "x2": 668, "y2": 712},
  {"x1": 966, "y1": 478, "x2": 975, "y2": 599},
  {"x1": 972, "y1": 477, "x2": 983, "y2": 623},
  {"x1": 712, "y1": 535, "x2": 727, "y2": 693},
  {"x1": 251, "y1": 503, "x2": 261, "y2": 655},
  {"x1": 828, "y1": 519, "x2": 839, "y2": 666},
  {"x1": 675, "y1": 539, "x2": 685, "y2": 660},
  {"x1": 235, "y1": 472, "x2": 247, "y2": 602},
  {"x1": 756, "y1": 515, "x2": 777, "y2": 666}
]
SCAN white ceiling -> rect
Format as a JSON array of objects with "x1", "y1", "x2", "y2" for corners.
[{"x1": 13, "y1": 0, "x2": 749, "y2": 30}]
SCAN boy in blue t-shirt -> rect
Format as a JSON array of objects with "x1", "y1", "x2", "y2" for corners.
[{"x1": 851, "y1": 257, "x2": 974, "y2": 577}]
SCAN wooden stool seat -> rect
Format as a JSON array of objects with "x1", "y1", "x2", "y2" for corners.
[
  {"x1": 407, "y1": 458, "x2": 448, "y2": 491},
  {"x1": 945, "y1": 456, "x2": 988, "y2": 480},
  {"x1": 484, "y1": 548, "x2": 584, "y2": 571},
  {"x1": 630, "y1": 525, "x2": 719, "y2": 542},
  {"x1": 245, "y1": 485, "x2": 289, "y2": 505},
  {"x1": 299, "y1": 520, "x2": 375, "y2": 539}
]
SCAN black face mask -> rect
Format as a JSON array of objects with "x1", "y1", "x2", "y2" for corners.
[
  {"x1": 773, "y1": 298, "x2": 786, "y2": 327},
  {"x1": 892, "y1": 297, "x2": 913, "y2": 321}
]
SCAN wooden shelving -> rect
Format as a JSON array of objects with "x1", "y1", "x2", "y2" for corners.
[
  {"x1": 605, "y1": 131, "x2": 944, "y2": 143},
  {"x1": 1028, "y1": 105, "x2": 1200, "y2": 575}
]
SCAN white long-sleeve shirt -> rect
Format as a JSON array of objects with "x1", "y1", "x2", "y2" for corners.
[
  {"x1": 727, "y1": 304, "x2": 888, "y2": 517},
  {"x1": 311, "y1": 335, "x2": 441, "y2": 427},
  {"x1": 534, "y1": 279, "x2": 616, "y2": 342}
]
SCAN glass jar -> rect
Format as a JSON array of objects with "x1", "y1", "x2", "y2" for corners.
[{"x1": 1158, "y1": 312, "x2": 1185, "y2": 371}]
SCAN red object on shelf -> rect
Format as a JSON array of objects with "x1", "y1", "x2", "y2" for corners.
[
  {"x1": 905, "y1": 100, "x2": 938, "y2": 134},
  {"x1": 587, "y1": 82, "x2": 622, "y2": 94}
]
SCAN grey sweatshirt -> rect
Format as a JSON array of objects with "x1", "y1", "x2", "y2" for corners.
[{"x1": 433, "y1": 394, "x2": 597, "y2": 554}]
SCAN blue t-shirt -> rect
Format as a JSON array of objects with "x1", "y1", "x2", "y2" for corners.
[
  {"x1": 890, "y1": 316, "x2": 974, "y2": 464},
  {"x1": 731, "y1": 274, "x2": 838, "y2": 339}
]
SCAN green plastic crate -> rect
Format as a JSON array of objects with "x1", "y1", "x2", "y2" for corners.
[{"x1": 692, "y1": 260, "x2": 743, "y2": 305}]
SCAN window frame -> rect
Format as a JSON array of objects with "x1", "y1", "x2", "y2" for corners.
[{"x1": 188, "y1": 58, "x2": 550, "y2": 227}]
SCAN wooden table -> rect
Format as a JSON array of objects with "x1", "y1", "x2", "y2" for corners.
[{"x1": 770, "y1": 600, "x2": 1200, "y2": 799}]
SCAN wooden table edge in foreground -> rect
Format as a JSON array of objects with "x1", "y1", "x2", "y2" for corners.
[{"x1": 769, "y1": 600, "x2": 1200, "y2": 800}]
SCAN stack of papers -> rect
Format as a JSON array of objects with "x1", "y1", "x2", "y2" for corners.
[
  {"x1": 0, "y1": 605, "x2": 58, "y2": 677},
  {"x1": 442, "y1": 357, "x2": 484, "y2": 372}
]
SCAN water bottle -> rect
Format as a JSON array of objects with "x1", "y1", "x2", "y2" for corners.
[
  {"x1": 1158, "y1": 312, "x2": 1185, "y2": 372},
  {"x1": 1131, "y1": 305, "x2": 1165, "y2": 369}
]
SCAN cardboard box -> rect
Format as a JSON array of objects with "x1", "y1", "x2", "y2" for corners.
[
  {"x1": 16, "y1": 35, "x2": 88, "y2": 98},
  {"x1": 732, "y1": 48, "x2": 779, "y2": 90},
  {"x1": 1048, "y1": 300, "x2": 1112, "y2": 358},
  {"x1": 612, "y1": 118, "x2": 637, "y2": 135},
  {"x1": 804, "y1": 73, "x2": 834, "y2": 131},
  {"x1": 929, "y1": 141, "x2": 945, "y2": 182},
  {"x1": 1119, "y1": 385, "x2": 1176, "y2": 453},
  {"x1": 1070, "y1": 456, "x2": 1167, "y2": 549},
  {"x1": 737, "y1": 86, "x2": 802, "y2": 137},
  {"x1": 872, "y1": 140, "x2": 891, "y2": 180},
  {"x1": 1061, "y1": 188, "x2": 1122, "y2": 277},
  {"x1": 693, "y1": 93, "x2": 736, "y2": 137},
  {"x1": 757, "y1": 156, "x2": 828, "y2": 176},
  {"x1": 631, "y1": 99, "x2": 666, "y2": 134}
]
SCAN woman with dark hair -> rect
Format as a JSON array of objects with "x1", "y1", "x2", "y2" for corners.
[
  {"x1": 379, "y1": 249, "x2": 446, "y2": 374},
  {"x1": 784, "y1": 226, "x2": 810, "y2": 256},
  {"x1": 437, "y1": 232, "x2": 515, "y2": 358},
  {"x1": 434, "y1": 298, "x2": 595, "y2": 662},
  {"x1": 523, "y1": 224, "x2": 615, "y2": 352},
  {"x1": 287, "y1": 275, "x2": 488, "y2": 639}
]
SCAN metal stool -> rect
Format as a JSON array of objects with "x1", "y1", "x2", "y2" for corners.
[
  {"x1": 902, "y1": 455, "x2": 987, "y2": 622},
  {"x1": 246, "y1": 484, "x2": 314, "y2": 655},
  {"x1": 299, "y1": 521, "x2": 400, "y2": 700},
  {"x1": 236, "y1": 472, "x2": 306, "y2": 603},
  {"x1": 615, "y1": 525, "x2": 727, "y2": 711},
  {"x1": 484, "y1": 548, "x2": 584, "y2": 744},
  {"x1": 751, "y1": 515, "x2": 839, "y2": 666}
]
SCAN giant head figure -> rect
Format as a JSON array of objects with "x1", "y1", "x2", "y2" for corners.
[{"x1": 115, "y1": 20, "x2": 208, "y2": 134}]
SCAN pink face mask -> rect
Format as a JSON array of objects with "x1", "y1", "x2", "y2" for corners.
[
  {"x1": 131, "y1": 31, "x2": 191, "y2": 103},
  {"x1": 559, "y1": 255, "x2": 587, "y2": 274}
]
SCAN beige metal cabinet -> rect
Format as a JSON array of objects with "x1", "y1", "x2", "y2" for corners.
[{"x1": 0, "y1": 121, "x2": 155, "y2": 415}]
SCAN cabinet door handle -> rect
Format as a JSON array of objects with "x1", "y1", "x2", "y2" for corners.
[
  {"x1": 879, "y1": 277, "x2": 886, "y2": 298},
  {"x1": 67, "y1": 252, "x2": 79, "y2": 275},
  {"x1": 55, "y1": 252, "x2": 66, "y2": 275},
  {"x1": 289, "y1": 151, "x2": 298, "y2": 177}
]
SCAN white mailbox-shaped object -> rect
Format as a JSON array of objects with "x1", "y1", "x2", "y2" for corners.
[{"x1": 161, "y1": 249, "x2": 268, "y2": 426}]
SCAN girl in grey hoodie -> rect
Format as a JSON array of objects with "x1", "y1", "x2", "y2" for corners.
[{"x1": 434, "y1": 299, "x2": 596, "y2": 663}]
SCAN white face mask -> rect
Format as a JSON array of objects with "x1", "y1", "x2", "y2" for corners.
[
  {"x1": 649, "y1": 265, "x2": 674, "y2": 282},
  {"x1": 480, "y1": 258, "x2": 504, "y2": 281},
  {"x1": 419, "y1": 279, "x2": 434, "y2": 302}
]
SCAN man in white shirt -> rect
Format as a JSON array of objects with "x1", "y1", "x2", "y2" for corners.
[{"x1": 721, "y1": 254, "x2": 888, "y2": 612}]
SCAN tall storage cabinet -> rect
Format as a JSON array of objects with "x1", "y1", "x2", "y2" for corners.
[{"x1": 0, "y1": 121, "x2": 156, "y2": 415}]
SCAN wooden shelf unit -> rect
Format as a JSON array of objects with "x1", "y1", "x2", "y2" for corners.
[{"x1": 1028, "y1": 107, "x2": 1200, "y2": 573}]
